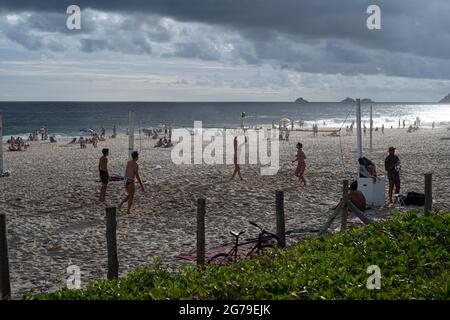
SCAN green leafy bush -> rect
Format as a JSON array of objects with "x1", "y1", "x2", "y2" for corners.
[{"x1": 26, "y1": 211, "x2": 449, "y2": 300}]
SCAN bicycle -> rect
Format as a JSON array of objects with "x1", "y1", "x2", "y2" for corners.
[{"x1": 207, "y1": 221, "x2": 279, "y2": 265}]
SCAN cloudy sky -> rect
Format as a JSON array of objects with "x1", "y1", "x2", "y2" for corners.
[{"x1": 0, "y1": 0, "x2": 450, "y2": 101}]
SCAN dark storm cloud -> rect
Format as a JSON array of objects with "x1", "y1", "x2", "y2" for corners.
[{"x1": 1, "y1": 0, "x2": 450, "y2": 79}]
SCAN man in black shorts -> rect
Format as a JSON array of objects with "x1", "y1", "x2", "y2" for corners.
[
  {"x1": 99, "y1": 148, "x2": 109, "y2": 202},
  {"x1": 385, "y1": 146, "x2": 401, "y2": 203}
]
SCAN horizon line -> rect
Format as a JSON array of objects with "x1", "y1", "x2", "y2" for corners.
[{"x1": 0, "y1": 100, "x2": 447, "y2": 104}]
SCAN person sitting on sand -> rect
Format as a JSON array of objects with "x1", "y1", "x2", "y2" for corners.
[
  {"x1": 99, "y1": 148, "x2": 109, "y2": 202},
  {"x1": 292, "y1": 142, "x2": 307, "y2": 185},
  {"x1": 331, "y1": 181, "x2": 366, "y2": 212},
  {"x1": 118, "y1": 151, "x2": 145, "y2": 214},
  {"x1": 154, "y1": 138, "x2": 163, "y2": 148},
  {"x1": 348, "y1": 181, "x2": 366, "y2": 212},
  {"x1": 230, "y1": 136, "x2": 243, "y2": 181},
  {"x1": 163, "y1": 138, "x2": 172, "y2": 148}
]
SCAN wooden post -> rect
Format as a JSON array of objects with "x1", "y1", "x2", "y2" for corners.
[
  {"x1": 424, "y1": 173, "x2": 432, "y2": 216},
  {"x1": 196, "y1": 198, "x2": 206, "y2": 266},
  {"x1": 347, "y1": 201, "x2": 372, "y2": 224},
  {"x1": 0, "y1": 214, "x2": 11, "y2": 300},
  {"x1": 320, "y1": 202, "x2": 342, "y2": 235},
  {"x1": 275, "y1": 190, "x2": 286, "y2": 248},
  {"x1": 341, "y1": 180, "x2": 349, "y2": 230},
  {"x1": 105, "y1": 207, "x2": 118, "y2": 280},
  {"x1": 0, "y1": 114, "x2": 3, "y2": 175},
  {"x1": 356, "y1": 99, "x2": 363, "y2": 159}
]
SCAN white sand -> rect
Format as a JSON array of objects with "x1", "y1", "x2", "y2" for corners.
[{"x1": 1, "y1": 127, "x2": 449, "y2": 297}]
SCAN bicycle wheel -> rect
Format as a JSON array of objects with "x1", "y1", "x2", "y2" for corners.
[{"x1": 208, "y1": 253, "x2": 233, "y2": 266}]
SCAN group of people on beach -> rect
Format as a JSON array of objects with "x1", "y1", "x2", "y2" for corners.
[
  {"x1": 278, "y1": 128, "x2": 290, "y2": 141},
  {"x1": 7, "y1": 136, "x2": 29, "y2": 151},
  {"x1": 154, "y1": 137, "x2": 172, "y2": 148},
  {"x1": 98, "y1": 148, "x2": 145, "y2": 214},
  {"x1": 27, "y1": 127, "x2": 48, "y2": 142},
  {"x1": 96, "y1": 118, "x2": 404, "y2": 214}
]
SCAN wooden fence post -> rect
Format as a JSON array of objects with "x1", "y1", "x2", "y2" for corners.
[
  {"x1": 275, "y1": 190, "x2": 286, "y2": 248},
  {"x1": 341, "y1": 180, "x2": 349, "y2": 230},
  {"x1": 424, "y1": 173, "x2": 432, "y2": 216},
  {"x1": 0, "y1": 213, "x2": 11, "y2": 300},
  {"x1": 197, "y1": 198, "x2": 206, "y2": 266},
  {"x1": 105, "y1": 207, "x2": 119, "y2": 280}
]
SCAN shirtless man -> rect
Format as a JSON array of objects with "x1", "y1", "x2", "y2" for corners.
[
  {"x1": 348, "y1": 181, "x2": 366, "y2": 212},
  {"x1": 118, "y1": 151, "x2": 145, "y2": 214},
  {"x1": 230, "y1": 136, "x2": 243, "y2": 181},
  {"x1": 99, "y1": 148, "x2": 109, "y2": 202},
  {"x1": 385, "y1": 146, "x2": 401, "y2": 203},
  {"x1": 331, "y1": 181, "x2": 366, "y2": 212}
]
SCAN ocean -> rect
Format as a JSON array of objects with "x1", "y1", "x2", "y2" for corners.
[{"x1": 1, "y1": 102, "x2": 450, "y2": 140}]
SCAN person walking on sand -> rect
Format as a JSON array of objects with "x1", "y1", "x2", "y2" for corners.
[
  {"x1": 381, "y1": 124, "x2": 385, "y2": 134},
  {"x1": 118, "y1": 151, "x2": 145, "y2": 214},
  {"x1": 292, "y1": 142, "x2": 307, "y2": 185},
  {"x1": 385, "y1": 146, "x2": 401, "y2": 203},
  {"x1": 99, "y1": 148, "x2": 109, "y2": 202},
  {"x1": 230, "y1": 136, "x2": 243, "y2": 181}
]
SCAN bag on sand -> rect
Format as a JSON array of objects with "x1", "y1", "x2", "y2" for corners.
[
  {"x1": 358, "y1": 157, "x2": 377, "y2": 178},
  {"x1": 400, "y1": 192, "x2": 425, "y2": 206}
]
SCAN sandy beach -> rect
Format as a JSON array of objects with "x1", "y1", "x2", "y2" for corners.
[{"x1": 1, "y1": 127, "x2": 449, "y2": 297}]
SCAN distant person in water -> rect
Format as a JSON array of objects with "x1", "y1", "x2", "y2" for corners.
[
  {"x1": 99, "y1": 148, "x2": 109, "y2": 202},
  {"x1": 230, "y1": 136, "x2": 243, "y2": 181},
  {"x1": 292, "y1": 142, "x2": 307, "y2": 185},
  {"x1": 118, "y1": 151, "x2": 145, "y2": 214}
]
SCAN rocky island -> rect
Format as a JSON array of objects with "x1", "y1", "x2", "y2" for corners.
[
  {"x1": 439, "y1": 93, "x2": 450, "y2": 103},
  {"x1": 340, "y1": 97, "x2": 356, "y2": 103},
  {"x1": 294, "y1": 97, "x2": 309, "y2": 103}
]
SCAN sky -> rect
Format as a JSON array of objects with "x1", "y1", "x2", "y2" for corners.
[{"x1": 0, "y1": 0, "x2": 450, "y2": 102}]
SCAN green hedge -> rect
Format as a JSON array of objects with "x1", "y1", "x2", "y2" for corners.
[{"x1": 26, "y1": 211, "x2": 449, "y2": 300}]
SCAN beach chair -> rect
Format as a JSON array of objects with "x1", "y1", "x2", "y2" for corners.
[{"x1": 393, "y1": 194, "x2": 406, "y2": 208}]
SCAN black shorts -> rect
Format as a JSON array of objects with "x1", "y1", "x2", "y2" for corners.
[
  {"x1": 100, "y1": 171, "x2": 109, "y2": 184},
  {"x1": 388, "y1": 172, "x2": 400, "y2": 182}
]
